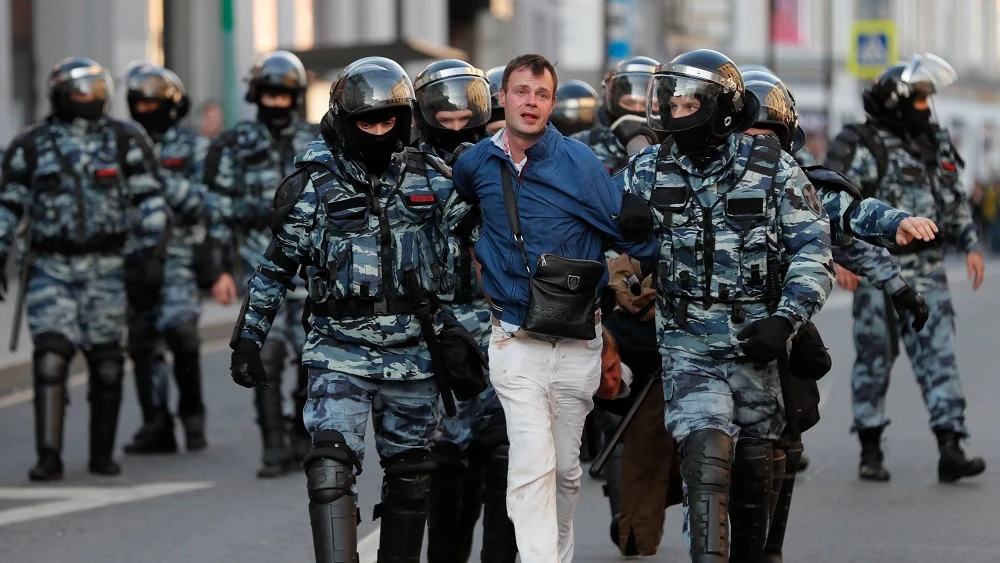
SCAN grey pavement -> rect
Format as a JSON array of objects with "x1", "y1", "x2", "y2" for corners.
[{"x1": 0, "y1": 258, "x2": 998, "y2": 562}]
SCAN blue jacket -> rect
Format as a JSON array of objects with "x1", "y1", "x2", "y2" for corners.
[{"x1": 452, "y1": 124, "x2": 658, "y2": 327}]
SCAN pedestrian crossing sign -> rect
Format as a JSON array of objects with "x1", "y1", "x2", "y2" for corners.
[{"x1": 848, "y1": 20, "x2": 898, "y2": 80}]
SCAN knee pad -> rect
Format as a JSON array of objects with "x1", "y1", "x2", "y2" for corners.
[
  {"x1": 733, "y1": 438, "x2": 774, "y2": 480},
  {"x1": 380, "y1": 449, "x2": 434, "y2": 510},
  {"x1": 86, "y1": 343, "x2": 125, "y2": 387},
  {"x1": 680, "y1": 429, "x2": 735, "y2": 493},
  {"x1": 303, "y1": 430, "x2": 360, "y2": 472},
  {"x1": 431, "y1": 442, "x2": 466, "y2": 473},
  {"x1": 33, "y1": 333, "x2": 75, "y2": 385},
  {"x1": 164, "y1": 319, "x2": 200, "y2": 355}
]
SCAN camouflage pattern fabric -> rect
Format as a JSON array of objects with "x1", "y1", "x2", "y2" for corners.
[
  {"x1": 792, "y1": 146, "x2": 818, "y2": 167},
  {"x1": 832, "y1": 239, "x2": 907, "y2": 294},
  {"x1": 819, "y1": 188, "x2": 909, "y2": 250},
  {"x1": 572, "y1": 125, "x2": 628, "y2": 173},
  {"x1": 0, "y1": 116, "x2": 167, "y2": 347},
  {"x1": 827, "y1": 121, "x2": 977, "y2": 436}
]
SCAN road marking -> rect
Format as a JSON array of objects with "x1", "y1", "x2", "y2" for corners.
[{"x1": 0, "y1": 481, "x2": 214, "y2": 527}]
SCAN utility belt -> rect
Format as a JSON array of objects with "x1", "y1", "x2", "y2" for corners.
[
  {"x1": 33, "y1": 233, "x2": 127, "y2": 256},
  {"x1": 308, "y1": 294, "x2": 439, "y2": 319},
  {"x1": 891, "y1": 237, "x2": 943, "y2": 255},
  {"x1": 665, "y1": 286, "x2": 767, "y2": 328}
]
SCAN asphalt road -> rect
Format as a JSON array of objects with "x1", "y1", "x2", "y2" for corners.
[{"x1": 0, "y1": 261, "x2": 999, "y2": 562}]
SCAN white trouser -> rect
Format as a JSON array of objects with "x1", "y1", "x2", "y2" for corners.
[{"x1": 488, "y1": 324, "x2": 602, "y2": 563}]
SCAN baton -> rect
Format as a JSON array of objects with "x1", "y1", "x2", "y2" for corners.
[
  {"x1": 776, "y1": 350, "x2": 800, "y2": 442},
  {"x1": 9, "y1": 226, "x2": 33, "y2": 352},
  {"x1": 589, "y1": 372, "x2": 659, "y2": 478}
]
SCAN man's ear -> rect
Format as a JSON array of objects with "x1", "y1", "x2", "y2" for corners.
[{"x1": 498, "y1": 89, "x2": 506, "y2": 108}]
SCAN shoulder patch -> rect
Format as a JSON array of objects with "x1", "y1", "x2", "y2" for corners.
[{"x1": 803, "y1": 184, "x2": 824, "y2": 218}]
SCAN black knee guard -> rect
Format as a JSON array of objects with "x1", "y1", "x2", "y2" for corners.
[
  {"x1": 729, "y1": 438, "x2": 774, "y2": 562},
  {"x1": 85, "y1": 343, "x2": 125, "y2": 464},
  {"x1": 165, "y1": 319, "x2": 204, "y2": 416},
  {"x1": 426, "y1": 443, "x2": 467, "y2": 563},
  {"x1": 481, "y1": 444, "x2": 517, "y2": 563},
  {"x1": 763, "y1": 440, "x2": 802, "y2": 558},
  {"x1": 376, "y1": 449, "x2": 435, "y2": 563},
  {"x1": 32, "y1": 332, "x2": 74, "y2": 454},
  {"x1": 303, "y1": 430, "x2": 360, "y2": 563},
  {"x1": 680, "y1": 429, "x2": 735, "y2": 563}
]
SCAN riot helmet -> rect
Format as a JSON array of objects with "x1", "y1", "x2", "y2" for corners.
[
  {"x1": 126, "y1": 65, "x2": 190, "y2": 136},
  {"x1": 739, "y1": 64, "x2": 776, "y2": 75},
  {"x1": 328, "y1": 56, "x2": 415, "y2": 176},
  {"x1": 741, "y1": 70, "x2": 806, "y2": 153},
  {"x1": 602, "y1": 56, "x2": 659, "y2": 119},
  {"x1": 245, "y1": 50, "x2": 308, "y2": 131},
  {"x1": 550, "y1": 80, "x2": 600, "y2": 136},
  {"x1": 485, "y1": 65, "x2": 506, "y2": 130},
  {"x1": 646, "y1": 50, "x2": 759, "y2": 142},
  {"x1": 863, "y1": 53, "x2": 956, "y2": 132},
  {"x1": 48, "y1": 57, "x2": 114, "y2": 121},
  {"x1": 413, "y1": 59, "x2": 491, "y2": 153}
]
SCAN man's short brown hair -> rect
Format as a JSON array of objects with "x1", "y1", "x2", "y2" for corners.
[{"x1": 501, "y1": 54, "x2": 558, "y2": 93}]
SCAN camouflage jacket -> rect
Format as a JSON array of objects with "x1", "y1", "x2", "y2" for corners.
[
  {"x1": 0, "y1": 116, "x2": 166, "y2": 259},
  {"x1": 620, "y1": 134, "x2": 834, "y2": 358},
  {"x1": 153, "y1": 125, "x2": 209, "y2": 271},
  {"x1": 572, "y1": 125, "x2": 628, "y2": 173},
  {"x1": 832, "y1": 239, "x2": 907, "y2": 294},
  {"x1": 826, "y1": 120, "x2": 979, "y2": 280},
  {"x1": 235, "y1": 137, "x2": 471, "y2": 380},
  {"x1": 204, "y1": 116, "x2": 318, "y2": 280}
]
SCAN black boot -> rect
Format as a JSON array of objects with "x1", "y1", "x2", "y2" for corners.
[
  {"x1": 796, "y1": 453, "x2": 809, "y2": 472},
  {"x1": 376, "y1": 450, "x2": 434, "y2": 563},
  {"x1": 426, "y1": 445, "x2": 465, "y2": 563},
  {"x1": 680, "y1": 429, "x2": 734, "y2": 563},
  {"x1": 481, "y1": 445, "x2": 518, "y2": 563},
  {"x1": 306, "y1": 431, "x2": 359, "y2": 563},
  {"x1": 180, "y1": 413, "x2": 207, "y2": 452},
  {"x1": 858, "y1": 427, "x2": 890, "y2": 482},
  {"x1": 86, "y1": 344, "x2": 125, "y2": 476},
  {"x1": 123, "y1": 407, "x2": 178, "y2": 454},
  {"x1": 29, "y1": 335, "x2": 73, "y2": 482},
  {"x1": 935, "y1": 429, "x2": 986, "y2": 483},
  {"x1": 761, "y1": 441, "x2": 802, "y2": 563},
  {"x1": 729, "y1": 439, "x2": 773, "y2": 562}
]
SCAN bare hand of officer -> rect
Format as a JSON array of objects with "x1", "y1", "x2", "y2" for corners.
[
  {"x1": 212, "y1": 273, "x2": 238, "y2": 305},
  {"x1": 737, "y1": 315, "x2": 794, "y2": 364},
  {"x1": 896, "y1": 216, "x2": 938, "y2": 245},
  {"x1": 230, "y1": 339, "x2": 268, "y2": 389},
  {"x1": 967, "y1": 251, "x2": 985, "y2": 291},
  {"x1": 834, "y1": 263, "x2": 859, "y2": 292}
]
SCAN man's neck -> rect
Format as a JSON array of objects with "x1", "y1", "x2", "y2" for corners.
[{"x1": 505, "y1": 129, "x2": 542, "y2": 163}]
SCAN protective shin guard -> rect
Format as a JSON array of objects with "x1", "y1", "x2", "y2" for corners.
[
  {"x1": 762, "y1": 441, "x2": 802, "y2": 560},
  {"x1": 29, "y1": 334, "x2": 74, "y2": 481},
  {"x1": 255, "y1": 341, "x2": 290, "y2": 478},
  {"x1": 127, "y1": 343, "x2": 160, "y2": 424},
  {"x1": 165, "y1": 320, "x2": 205, "y2": 417},
  {"x1": 426, "y1": 444, "x2": 466, "y2": 563},
  {"x1": 728, "y1": 439, "x2": 774, "y2": 562},
  {"x1": 305, "y1": 431, "x2": 359, "y2": 563},
  {"x1": 481, "y1": 445, "x2": 517, "y2": 563},
  {"x1": 86, "y1": 343, "x2": 125, "y2": 476},
  {"x1": 376, "y1": 450, "x2": 434, "y2": 563},
  {"x1": 680, "y1": 429, "x2": 735, "y2": 563},
  {"x1": 767, "y1": 446, "x2": 788, "y2": 524},
  {"x1": 455, "y1": 449, "x2": 486, "y2": 563}
]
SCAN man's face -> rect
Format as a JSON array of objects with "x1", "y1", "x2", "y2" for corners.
[
  {"x1": 260, "y1": 91, "x2": 293, "y2": 108},
  {"x1": 499, "y1": 67, "x2": 556, "y2": 139},
  {"x1": 201, "y1": 106, "x2": 223, "y2": 137},
  {"x1": 670, "y1": 96, "x2": 701, "y2": 118},
  {"x1": 913, "y1": 96, "x2": 930, "y2": 111},
  {"x1": 618, "y1": 94, "x2": 646, "y2": 114},
  {"x1": 134, "y1": 99, "x2": 161, "y2": 114},
  {"x1": 356, "y1": 116, "x2": 397, "y2": 136},
  {"x1": 69, "y1": 92, "x2": 97, "y2": 103},
  {"x1": 435, "y1": 109, "x2": 473, "y2": 131},
  {"x1": 744, "y1": 126, "x2": 774, "y2": 136}
]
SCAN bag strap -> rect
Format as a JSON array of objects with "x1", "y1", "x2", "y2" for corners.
[{"x1": 498, "y1": 161, "x2": 531, "y2": 276}]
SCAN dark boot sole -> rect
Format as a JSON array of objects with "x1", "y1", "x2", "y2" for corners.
[
  {"x1": 939, "y1": 464, "x2": 986, "y2": 483},
  {"x1": 28, "y1": 469, "x2": 64, "y2": 482}
]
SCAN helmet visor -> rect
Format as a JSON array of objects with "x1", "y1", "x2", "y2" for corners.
[
  {"x1": 607, "y1": 72, "x2": 654, "y2": 117},
  {"x1": 126, "y1": 74, "x2": 169, "y2": 101},
  {"x1": 416, "y1": 75, "x2": 492, "y2": 130},
  {"x1": 67, "y1": 73, "x2": 113, "y2": 102},
  {"x1": 646, "y1": 75, "x2": 721, "y2": 132},
  {"x1": 550, "y1": 97, "x2": 599, "y2": 136},
  {"x1": 901, "y1": 54, "x2": 956, "y2": 96},
  {"x1": 338, "y1": 70, "x2": 414, "y2": 115}
]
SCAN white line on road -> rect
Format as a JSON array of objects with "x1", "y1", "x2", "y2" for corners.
[{"x1": 0, "y1": 481, "x2": 214, "y2": 527}]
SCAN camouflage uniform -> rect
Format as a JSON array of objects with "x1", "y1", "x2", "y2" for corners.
[
  {"x1": 792, "y1": 146, "x2": 818, "y2": 167},
  {"x1": 827, "y1": 122, "x2": 978, "y2": 435},
  {"x1": 572, "y1": 125, "x2": 628, "y2": 173},
  {"x1": 0, "y1": 115, "x2": 166, "y2": 475},
  {"x1": 126, "y1": 125, "x2": 209, "y2": 442},
  {"x1": 205, "y1": 116, "x2": 317, "y2": 472}
]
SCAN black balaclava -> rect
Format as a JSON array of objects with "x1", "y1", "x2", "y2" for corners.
[
  {"x1": 54, "y1": 94, "x2": 104, "y2": 122},
  {"x1": 257, "y1": 87, "x2": 296, "y2": 133},
  {"x1": 672, "y1": 121, "x2": 717, "y2": 166},
  {"x1": 342, "y1": 107, "x2": 410, "y2": 178},
  {"x1": 429, "y1": 127, "x2": 482, "y2": 155},
  {"x1": 131, "y1": 103, "x2": 174, "y2": 136}
]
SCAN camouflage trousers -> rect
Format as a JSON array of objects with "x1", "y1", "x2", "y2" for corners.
[
  {"x1": 850, "y1": 268, "x2": 967, "y2": 435},
  {"x1": 661, "y1": 348, "x2": 785, "y2": 445},
  {"x1": 303, "y1": 369, "x2": 441, "y2": 474},
  {"x1": 27, "y1": 254, "x2": 126, "y2": 348}
]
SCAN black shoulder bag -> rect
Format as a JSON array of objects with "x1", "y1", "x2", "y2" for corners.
[{"x1": 499, "y1": 161, "x2": 605, "y2": 339}]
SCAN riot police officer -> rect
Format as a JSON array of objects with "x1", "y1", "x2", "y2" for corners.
[
  {"x1": 573, "y1": 56, "x2": 662, "y2": 173},
  {"x1": 549, "y1": 80, "x2": 600, "y2": 137},
  {"x1": 0, "y1": 57, "x2": 167, "y2": 480},
  {"x1": 229, "y1": 56, "x2": 471, "y2": 563},
  {"x1": 120, "y1": 63, "x2": 210, "y2": 454},
  {"x1": 485, "y1": 66, "x2": 506, "y2": 135},
  {"x1": 619, "y1": 49, "x2": 834, "y2": 561},
  {"x1": 204, "y1": 50, "x2": 318, "y2": 477},
  {"x1": 826, "y1": 54, "x2": 987, "y2": 484}
]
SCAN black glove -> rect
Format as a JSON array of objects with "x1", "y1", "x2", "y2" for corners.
[
  {"x1": 124, "y1": 252, "x2": 165, "y2": 310},
  {"x1": 0, "y1": 252, "x2": 8, "y2": 301},
  {"x1": 231, "y1": 339, "x2": 268, "y2": 389},
  {"x1": 618, "y1": 193, "x2": 654, "y2": 243},
  {"x1": 737, "y1": 315, "x2": 795, "y2": 363},
  {"x1": 610, "y1": 115, "x2": 660, "y2": 147},
  {"x1": 891, "y1": 286, "x2": 928, "y2": 331}
]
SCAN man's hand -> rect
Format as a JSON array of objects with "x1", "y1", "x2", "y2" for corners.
[
  {"x1": 737, "y1": 315, "x2": 795, "y2": 364},
  {"x1": 212, "y1": 273, "x2": 238, "y2": 305},
  {"x1": 230, "y1": 339, "x2": 268, "y2": 389},
  {"x1": 610, "y1": 115, "x2": 660, "y2": 148},
  {"x1": 834, "y1": 263, "x2": 860, "y2": 292},
  {"x1": 890, "y1": 286, "x2": 929, "y2": 331},
  {"x1": 895, "y1": 217, "x2": 938, "y2": 246},
  {"x1": 967, "y1": 251, "x2": 985, "y2": 291}
]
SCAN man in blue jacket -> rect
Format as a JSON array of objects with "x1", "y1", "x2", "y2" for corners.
[{"x1": 452, "y1": 53, "x2": 657, "y2": 563}]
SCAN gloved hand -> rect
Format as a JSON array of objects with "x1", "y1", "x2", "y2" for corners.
[
  {"x1": 231, "y1": 339, "x2": 268, "y2": 389},
  {"x1": 610, "y1": 115, "x2": 661, "y2": 147},
  {"x1": 0, "y1": 252, "x2": 8, "y2": 301},
  {"x1": 124, "y1": 252, "x2": 165, "y2": 310},
  {"x1": 737, "y1": 315, "x2": 795, "y2": 363},
  {"x1": 890, "y1": 286, "x2": 928, "y2": 331},
  {"x1": 618, "y1": 193, "x2": 654, "y2": 243}
]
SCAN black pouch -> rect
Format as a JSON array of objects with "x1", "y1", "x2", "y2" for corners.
[
  {"x1": 788, "y1": 321, "x2": 832, "y2": 381},
  {"x1": 437, "y1": 311, "x2": 488, "y2": 401}
]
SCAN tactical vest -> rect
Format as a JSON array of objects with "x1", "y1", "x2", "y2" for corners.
[
  {"x1": 301, "y1": 147, "x2": 448, "y2": 316},
  {"x1": 650, "y1": 135, "x2": 783, "y2": 325}
]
